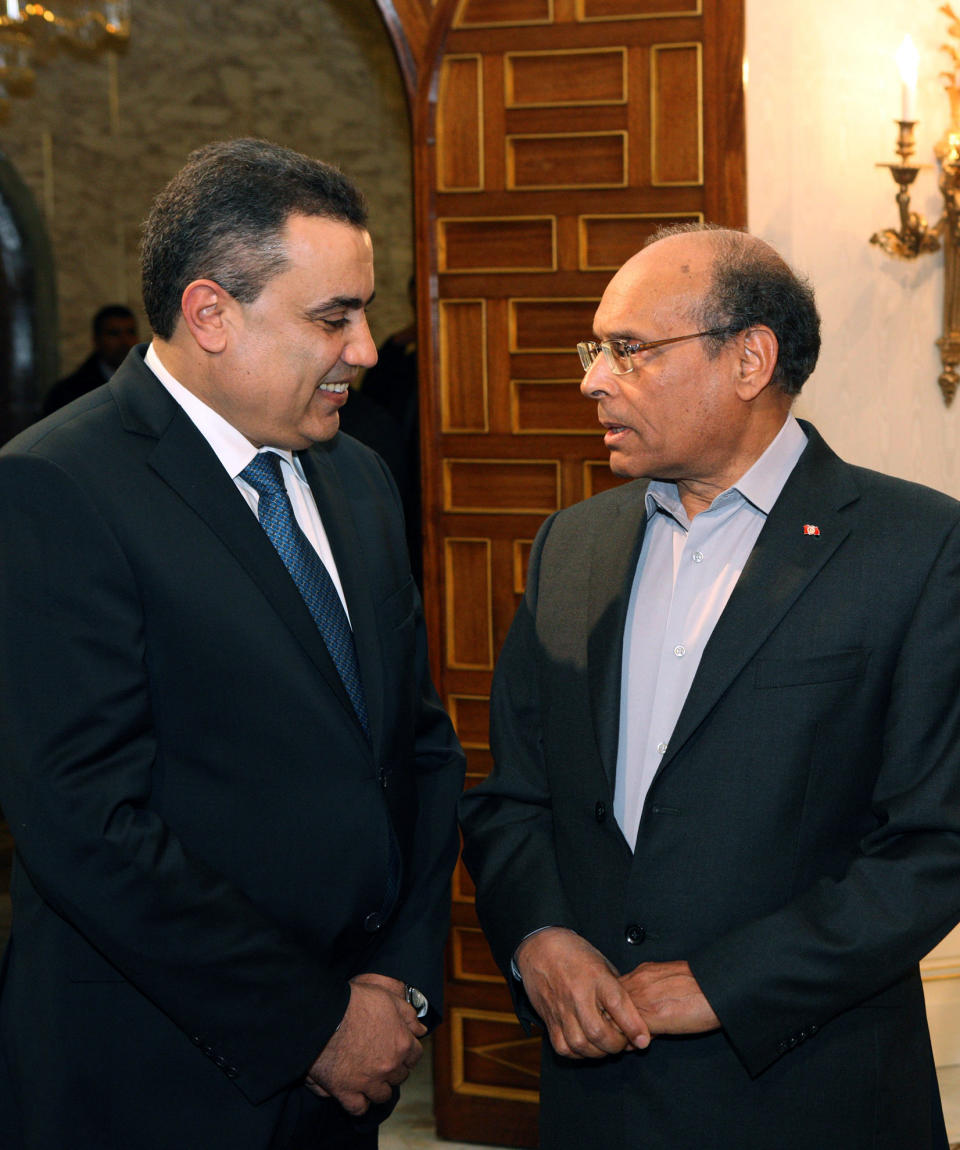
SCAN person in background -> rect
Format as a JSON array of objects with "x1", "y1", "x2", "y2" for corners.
[
  {"x1": 360, "y1": 274, "x2": 421, "y2": 585},
  {"x1": 460, "y1": 224, "x2": 960, "y2": 1150},
  {"x1": 337, "y1": 387, "x2": 414, "y2": 578},
  {"x1": 0, "y1": 138, "x2": 464, "y2": 1150},
  {"x1": 41, "y1": 303, "x2": 139, "y2": 415}
]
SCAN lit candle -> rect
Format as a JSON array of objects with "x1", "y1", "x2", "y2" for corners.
[{"x1": 896, "y1": 35, "x2": 919, "y2": 122}]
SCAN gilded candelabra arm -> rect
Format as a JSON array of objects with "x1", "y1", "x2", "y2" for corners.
[
  {"x1": 870, "y1": 121, "x2": 942, "y2": 259},
  {"x1": 870, "y1": 165, "x2": 942, "y2": 258}
]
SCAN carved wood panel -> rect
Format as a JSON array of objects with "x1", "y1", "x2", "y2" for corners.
[{"x1": 375, "y1": 0, "x2": 745, "y2": 1143}]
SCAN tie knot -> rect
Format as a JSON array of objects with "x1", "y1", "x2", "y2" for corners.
[{"x1": 240, "y1": 452, "x2": 286, "y2": 497}]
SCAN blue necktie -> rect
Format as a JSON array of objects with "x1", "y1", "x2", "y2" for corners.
[{"x1": 240, "y1": 452, "x2": 369, "y2": 735}]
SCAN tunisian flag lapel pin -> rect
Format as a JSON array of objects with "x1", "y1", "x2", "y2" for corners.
[{"x1": 802, "y1": 524, "x2": 821, "y2": 536}]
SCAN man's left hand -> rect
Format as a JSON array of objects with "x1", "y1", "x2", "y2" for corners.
[
  {"x1": 304, "y1": 974, "x2": 426, "y2": 1113},
  {"x1": 306, "y1": 973, "x2": 425, "y2": 1101},
  {"x1": 619, "y1": 960, "x2": 720, "y2": 1035}
]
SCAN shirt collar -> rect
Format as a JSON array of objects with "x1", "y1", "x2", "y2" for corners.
[
  {"x1": 644, "y1": 414, "x2": 808, "y2": 522},
  {"x1": 144, "y1": 342, "x2": 301, "y2": 480}
]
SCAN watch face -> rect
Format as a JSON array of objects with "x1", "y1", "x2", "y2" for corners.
[{"x1": 406, "y1": 984, "x2": 428, "y2": 1015}]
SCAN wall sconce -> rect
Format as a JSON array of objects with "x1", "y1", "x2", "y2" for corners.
[{"x1": 870, "y1": 8, "x2": 960, "y2": 406}]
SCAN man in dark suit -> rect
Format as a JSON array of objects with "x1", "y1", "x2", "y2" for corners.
[
  {"x1": 460, "y1": 226, "x2": 960, "y2": 1149},
  {"x1": 0, "y1": 139, "x2": 464, "y2": 1149},
  {"x1": 41, "y1": 303, "x2": 139, "y2": 415}
]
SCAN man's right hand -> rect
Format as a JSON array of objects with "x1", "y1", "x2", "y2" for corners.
[
  {"x1": 514, "y1": 927, "x2": 651, "y2": 1059},
  {"x1": 305, "y1": 978, "x2": 427, "y2": 1115}
]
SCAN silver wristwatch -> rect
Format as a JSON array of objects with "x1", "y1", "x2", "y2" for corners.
[{"x1": 404, "y1": 983, "x2": 429, "y2": 1018}]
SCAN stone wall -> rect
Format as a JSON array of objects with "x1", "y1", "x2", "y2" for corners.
[{"x1": 0, "y1": 0, "x2": 413, "y2": 387}]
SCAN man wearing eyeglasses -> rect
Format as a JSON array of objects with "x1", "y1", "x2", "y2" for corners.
[{"x1": 460, "y1": 225, "x2": 960, "y2": 1150}]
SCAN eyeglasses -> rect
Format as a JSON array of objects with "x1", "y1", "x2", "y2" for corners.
[{"x1": 576, "y1": 327, "x2": 739, "y2": 375}]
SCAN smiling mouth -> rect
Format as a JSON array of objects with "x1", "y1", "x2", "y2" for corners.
[{"x1": 318, "y1": 381, "x2": 350, "y2": 394}]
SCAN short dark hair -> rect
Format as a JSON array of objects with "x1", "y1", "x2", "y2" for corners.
[
  {"x1": 647, "y1": 224, "x2": 821, "y2": 395},
  {"x1": 141, "y1": 138, "x2": 369, "y2": 340},
  {"x1": 92, "y1": 304, "x2": 135, "y2": 339}
]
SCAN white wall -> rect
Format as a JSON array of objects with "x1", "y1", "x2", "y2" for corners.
[
  {"x1": 746, "y1": 0, "x2": 960, "y2": 1067},
  {"x1": 747, "y1": 0, "x2": 960, "y2": 498}
]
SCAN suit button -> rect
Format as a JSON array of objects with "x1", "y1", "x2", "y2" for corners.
[
  {"x1": 777, "y1": 1040, "x2": 789, "y2": 1054},
  {"x1": 224, "y1": 1065, "x2": 239, "y2": 1079},
  {"x1": 595, "y1": 801, "x2": 607, "y2": 823},
  {"x1": 364, "y1": 912, "x2": 383, "y2": 933},
  {"x1": 624, "y1": 923, "x2": 645, "y2": 945}
]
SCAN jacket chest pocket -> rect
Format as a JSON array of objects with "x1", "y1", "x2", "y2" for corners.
[{"x1": 753, "y1": 648, "x2": 870, "y2": 689}]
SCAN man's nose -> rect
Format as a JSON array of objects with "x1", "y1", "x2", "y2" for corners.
[
  {"x1": 344, "y1": 317, "x2": 378, "y2": 369},
  {"x1": 580, "y1": 354, "x2": 611, "y2": 398}
]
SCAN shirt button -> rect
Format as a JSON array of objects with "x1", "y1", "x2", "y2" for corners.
[
  {"x1": 657, "y1": 741, "x2": 668, "y2": 755},
  {"x1": 692, "y1": 551, "x2": 704, "y2": 563},
  {"x1": 674, "y1": 645, "x2": 686, "y2": 657}
]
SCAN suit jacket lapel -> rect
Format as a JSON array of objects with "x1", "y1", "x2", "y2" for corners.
[
  {"x1": 112, "y1": 354, "x2": 364, "y2": 735},
  {"x1": 300, "y1": 445, "x2": 385, "y2": 752},
  {"x1": 587, "y1": 481, "x2": 650, "y2": 786},
  {"x1": 660, "y1": 423, "x2": 860, "y2": 771}
]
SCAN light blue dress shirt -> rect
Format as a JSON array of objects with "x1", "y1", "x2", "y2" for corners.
[{"x1": 614, "y1": 415, "x2": 809, "y2": 849}]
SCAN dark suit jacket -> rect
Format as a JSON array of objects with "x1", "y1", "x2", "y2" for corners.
[
  {"x1": 460, "y1": 423, "x2": 960, "y2": 1150},
  {"x1": 0, "y1": 347, "x2": 464, "y2": 1149}
]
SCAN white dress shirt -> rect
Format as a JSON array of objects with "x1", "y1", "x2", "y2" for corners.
[
  {"x1": 615, "y1": 415, "x2": 808, "y2": 849},
  {"x1": 144, "y1": 342, "x2": 352, "y2": 621}
]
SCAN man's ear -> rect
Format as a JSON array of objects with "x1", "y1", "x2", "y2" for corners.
[
  {"x1": 735, "y1": 325, "x2": 779, "y2": 401},
  {"x1": 180, "y1": 280, "x2": 232, "y2": 353}
]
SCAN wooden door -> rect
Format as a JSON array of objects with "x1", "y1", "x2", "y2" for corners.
[{"x1": 375, "y1": 0, "x2": 745, "y2": 1143}]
